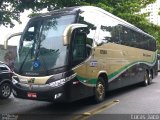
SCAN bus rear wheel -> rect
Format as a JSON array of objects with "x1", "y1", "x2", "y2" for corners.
[
  {"x1": 94, "y1": 77, "x2": 106, "y2": 103},
  {"x1": 148, "y1": 71, "x2": 153, "y2": 85},
  {"x1": 143, "y1": 71, "x2": 150, "y2": 86}
]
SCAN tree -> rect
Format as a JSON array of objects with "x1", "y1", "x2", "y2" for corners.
[
  {"x1": 0, "y1": 0, "x2": 21, "y2": 27},
  {"x1": 1, "y1": 0, "x2": 160, "y2": 51},
  {"x1": 0, "y1": 0, "x2": 80, "y2": 27},
  {"x1": 0, "y1": 0, "x2": 156, "y2": 27},
  {"x1": 81, "y1": 0, "x2": 160, "y2": 51}
]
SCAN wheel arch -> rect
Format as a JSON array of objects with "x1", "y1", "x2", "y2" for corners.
[
  {"x1": 97, "y1": 71, "x2": 108, "y2": 88},
  {"x1": 0, "y1": 79, "x2": 12, "y2": 86}
]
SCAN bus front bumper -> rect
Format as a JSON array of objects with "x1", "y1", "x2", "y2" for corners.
[{"x1": 12, "y1": 82, "x2": 67, "y2": 102}]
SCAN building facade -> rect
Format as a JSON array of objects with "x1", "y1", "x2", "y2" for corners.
[{"x1": 141, "y1": 0, "x2": 160, "y2": 25}]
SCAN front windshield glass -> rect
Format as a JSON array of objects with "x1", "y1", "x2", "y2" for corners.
[{"x1": 14, "y1": 14, "x2": 76, "y2": 75}]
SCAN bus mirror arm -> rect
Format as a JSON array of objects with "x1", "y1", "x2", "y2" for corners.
[
  {"x1": 4, "y1": 32, "x2": 23, "y2": 49},
  {"x1": 96, "y1": 42, "x2": 103, "y2": 46},
  {"x1": 4, "y1": 40, "x2": 8, "y2": 50},
  {"x1": 63, "y1": 24, "x2": 88, "y2": 46},
  {"x1": 96, "y1": 40, "x2": 105, "y2": 46}
]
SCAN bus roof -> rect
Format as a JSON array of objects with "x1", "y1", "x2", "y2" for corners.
[
  {"x1": 32, "y1": 6, "x2": 155, "y2": 40},
  {"x1": 78, "y1": 6, "x2": 154, "y2": 39}
]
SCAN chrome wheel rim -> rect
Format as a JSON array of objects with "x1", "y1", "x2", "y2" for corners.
[
  {"x1": 2, "y1": 84, "x2": 10, "y2": 97},
  {"x1": 96, "y1": 82, "x2": 105, "y2": 100},
  {"x1": 149, "y1": 73, "x2": 152, "y2": 83},
  {"x1": 144, "y1": 73, "x2": 148, "y2": 85}
]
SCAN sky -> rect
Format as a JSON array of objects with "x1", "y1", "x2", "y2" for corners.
[
  {"x1": 0, "y1": 10, "x2": 31, "y2": 45},
  {"x1": 0, "y1": 9, "x2": 47, "y2": 46}
]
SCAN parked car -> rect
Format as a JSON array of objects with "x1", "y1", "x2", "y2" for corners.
[{"x1": 0, "y1": 62, "x2": 12, "y2": 99}]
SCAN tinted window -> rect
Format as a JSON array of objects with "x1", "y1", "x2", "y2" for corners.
[
  {"x1": 0, "y1": 67, "x2": 8, "y2": 71},
  {"x1": 119, "y1": 25, "x2": 156, "y2": 51},
  {"x1": 78, "y1": 10, "x2": 156, "y2": 51},
  {"x1": 119, "y1": 26, "x2": 130, "y2": 46},
  {"x1": 72, "y1": 33, "x2": 86, "y2": 62},
  {"x1": 78, "y1": 11, "x2": 97, "y2": 41},
  {"x1": 0, "y1": 64, "x2": 10, "y2": 71},
  {"x1": 149, "y1": 37, "x2": 156, "y2": 51},
  {"x1": 99, "y1": 15, "x2": 121, "y2": 44},
  {"x1": 79, "y1": 11, "x2": 121, "y2": 45}
]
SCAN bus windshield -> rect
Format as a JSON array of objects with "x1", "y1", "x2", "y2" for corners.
[{"x1": 14, "y1": 14, "x2": 76, "y2": 75}]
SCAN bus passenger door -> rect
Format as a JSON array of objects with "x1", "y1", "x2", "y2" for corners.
[
  {"x1": 71, "y1": 28, "x2": 94, "y2": 82},
  {"x1": 71, "y1": 31, "x2": 94, "y2": 81},
  {"x1": 70, "y1": 31, "x2": 94, "y2": 100}
]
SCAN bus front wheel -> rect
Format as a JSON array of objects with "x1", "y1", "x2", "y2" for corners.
[{"x1": 94, "y1": 77, "x2": 106, "y2": 103}]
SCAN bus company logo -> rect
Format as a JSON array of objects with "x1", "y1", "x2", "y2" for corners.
[
  {"x1": 28, "y1": 78, "x2": 35, "y2": 90},
  {"x1": 2, "y1": 114, "x2": 18, "y2": 120},
  {"x1": 28, "y1": 78, "x2": 35, "y2": 84},
  {"x1": 143, "y1": 53, "x2": 151, "y2": 57}
]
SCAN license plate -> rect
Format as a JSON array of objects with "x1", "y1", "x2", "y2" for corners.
[{"x1": 27, "y1": 92, "x2": 37, "y2": 98}]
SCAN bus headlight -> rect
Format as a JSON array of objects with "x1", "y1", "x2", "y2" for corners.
[{"x1": 49, "y1": 79, "x2": 66, "y2": 87}]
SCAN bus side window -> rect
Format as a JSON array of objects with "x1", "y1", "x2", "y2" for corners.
[
  {"x1": 71, "y1": 31, "x2": 87, "y2": 65},
  {"x1": 78, "y1": 11, "x2": 97, "y2": 41},
  {"x1": 119, "y1": 26, "x2": 132, "y2": 46},
  {"x1": 111, "y1": 25, "x2": 121, "y2": 44},
  {"x1": 86, "y1": 38, "x2": 93, "y2": 57},
  {"x1": 97, "y1": 15, "x2": 120, "y2": 45}
]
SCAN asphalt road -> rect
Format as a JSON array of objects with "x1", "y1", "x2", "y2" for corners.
[{"x1": 1, "y1": 73, "x2": 160, "y2": 120}]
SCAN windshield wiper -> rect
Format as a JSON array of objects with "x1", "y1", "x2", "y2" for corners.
[{"x1": 19, "y1": 48, "x2": 31, "y2": 73}]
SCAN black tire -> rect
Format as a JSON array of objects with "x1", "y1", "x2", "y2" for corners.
[
  {"x1": 0, "y1": 82, "x2": 12, "y2": 99},
  {"x1": 148, "y1": 71, "x2": 153, "y2": 85},
  {"x1": 94, "y1": 77, "x2": 106, "y2": 103},
  {"x1": 142, "y1": 71, "x2": 150, "y2": 86}
]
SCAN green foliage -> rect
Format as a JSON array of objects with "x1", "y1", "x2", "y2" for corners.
[
  {"x1": 0, "y1": 0, "x2": 21, "y2": 27},
  {"x1": 1, "y1": 0, "x2": 160, "y2": 51},
  {"x1": 80, "y1": 0, "x2": 160, "y2": 51}
]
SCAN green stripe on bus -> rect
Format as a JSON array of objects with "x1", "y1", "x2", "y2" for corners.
[
  {"x1": 76, "y1": 51, "x2": 157, "y2": 85},
  {"x1": 108, "y1": 60, "x2": 155, "y2": 80},
  {"x1": 76, "y1": 75, "x2": 97, "y2": 85},
  {"x1": 108, "y1": 52, "x2": 157, "y2": 80}
]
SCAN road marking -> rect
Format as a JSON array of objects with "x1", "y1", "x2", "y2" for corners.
[{"x1": 71, "y1": 100, "x2": 119, "y2": 120}]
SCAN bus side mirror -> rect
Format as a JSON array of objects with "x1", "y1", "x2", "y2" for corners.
[
  {"x1": 71, "y1": 30, "x2": 88, "y2": 66},
  {"x1": 23, "y1": 32, "x2": 34, "y2": 41},
  {"x1": 4, "y1": 32, "x2": 22, "y2": 49},
  {"x1": 63, "y1": 24, "x2": 88, "y2": 46}
]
